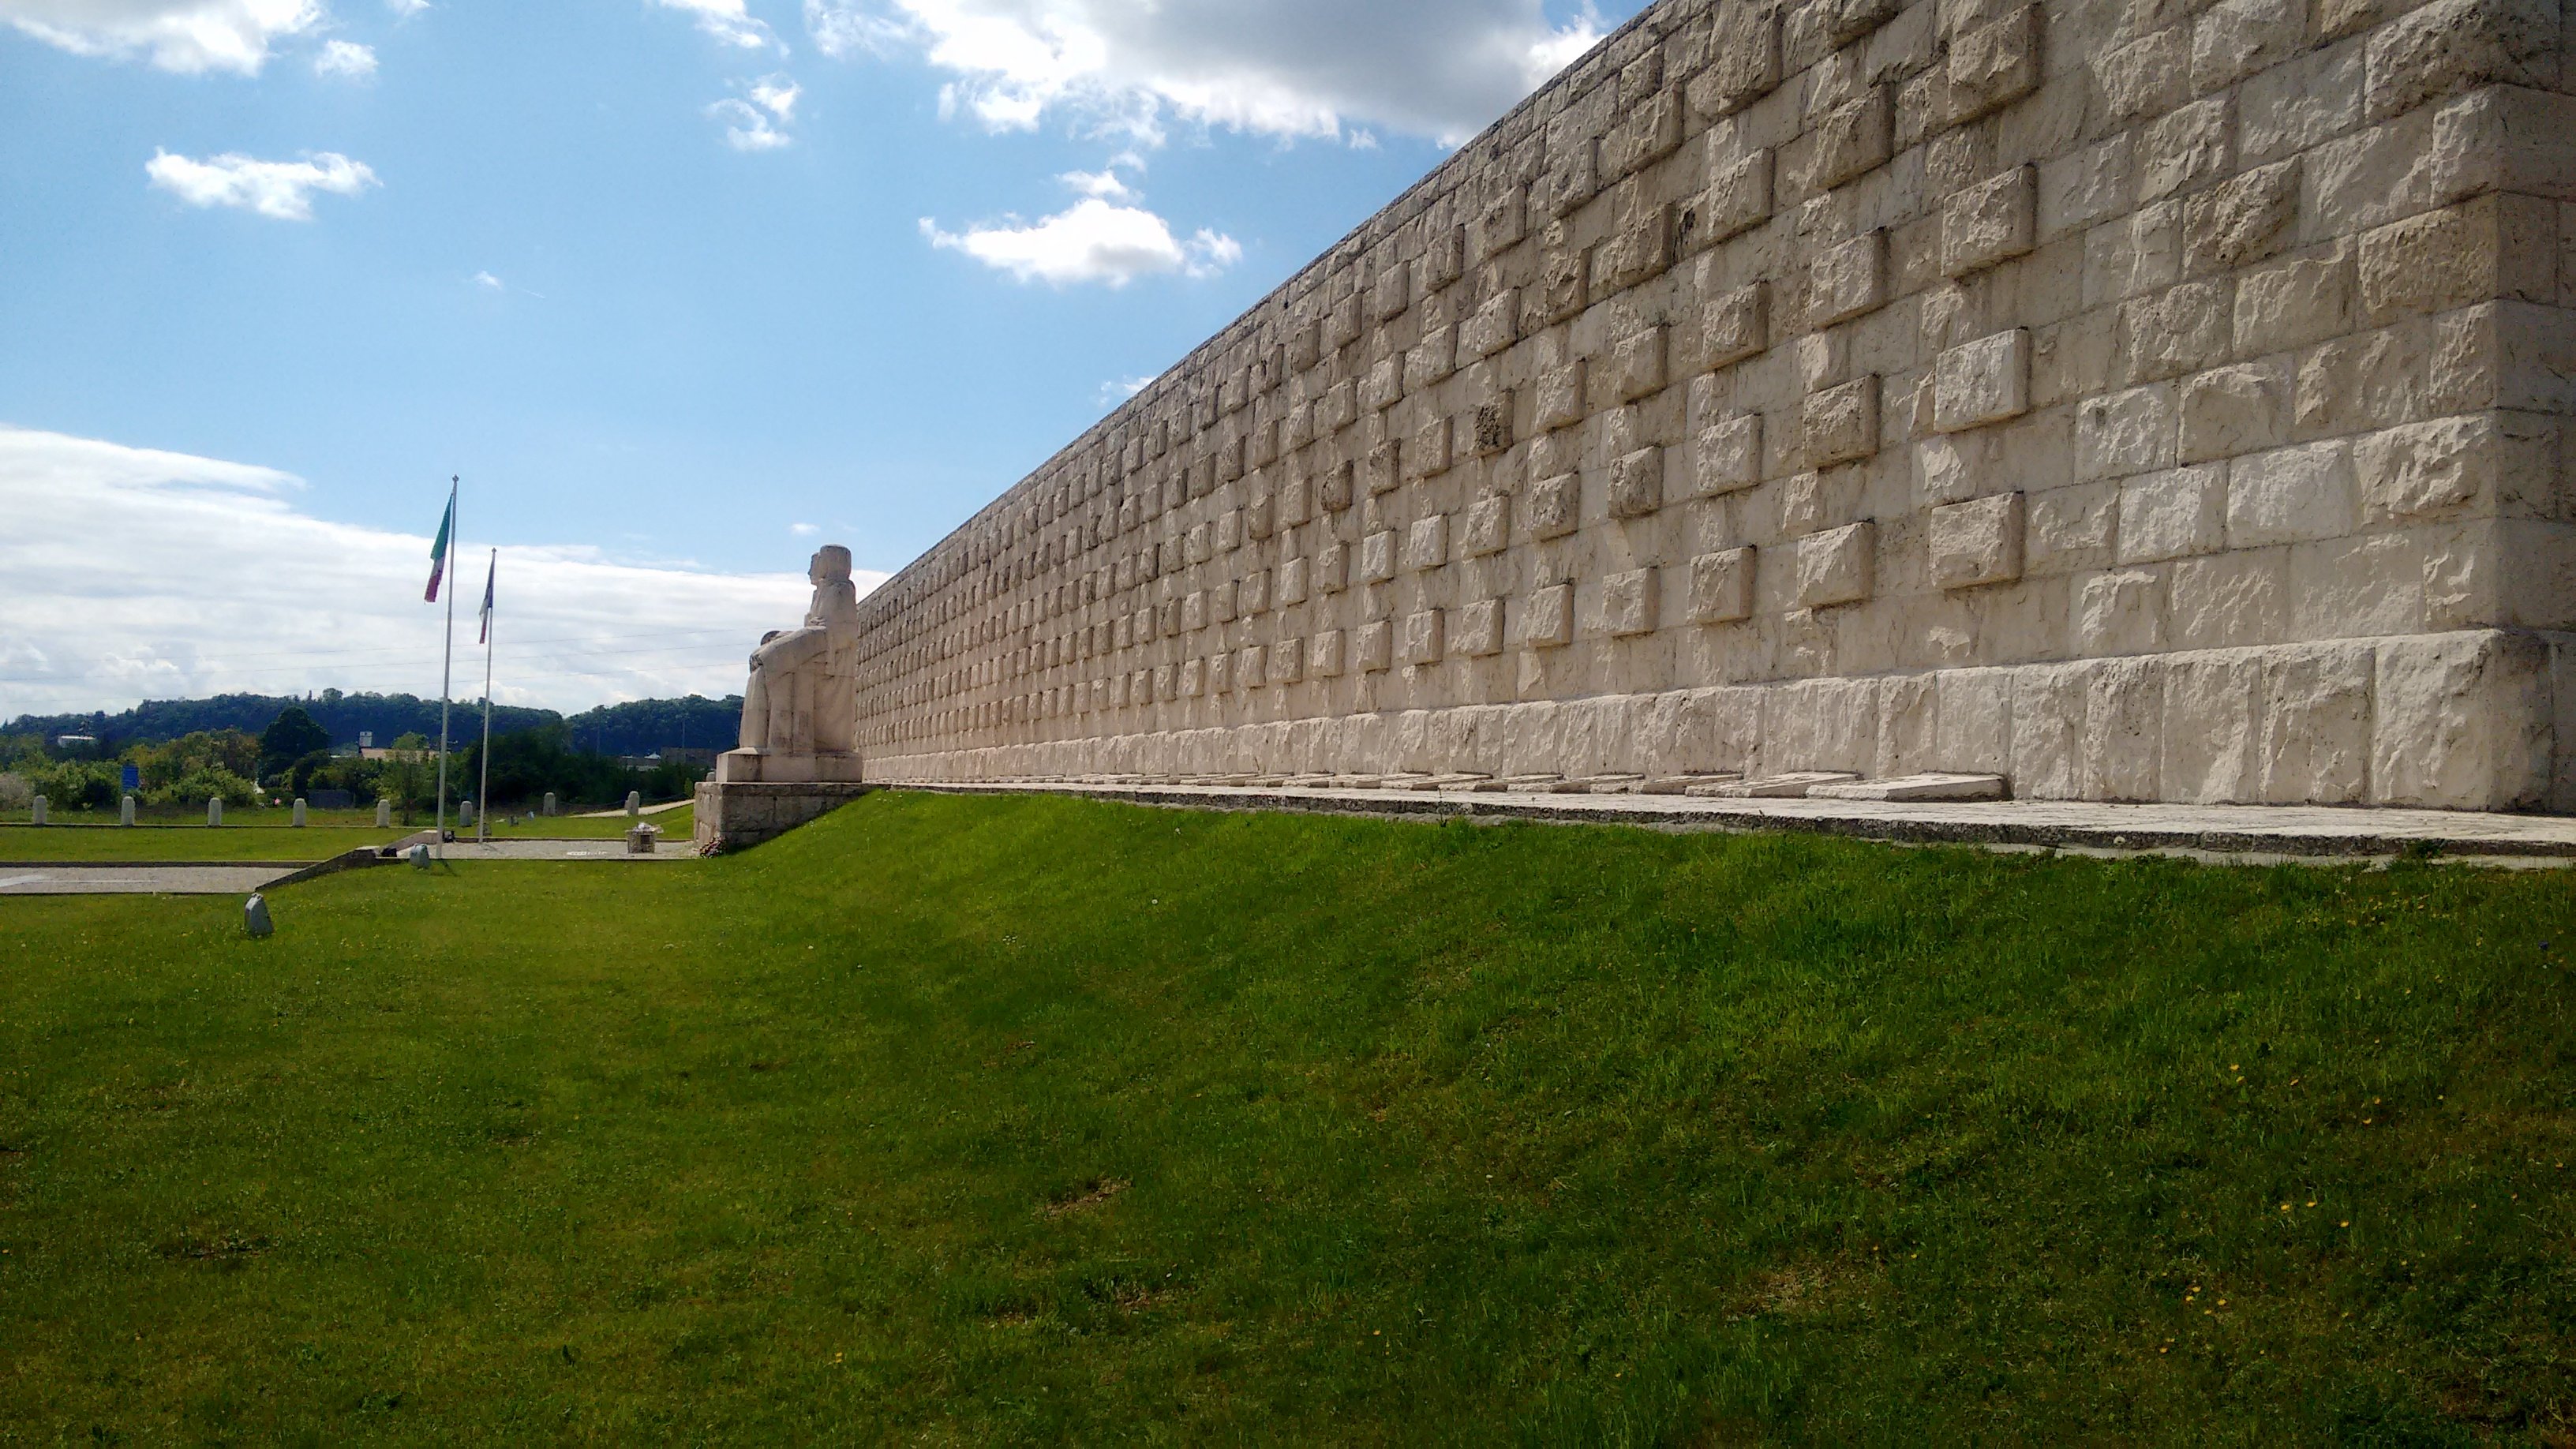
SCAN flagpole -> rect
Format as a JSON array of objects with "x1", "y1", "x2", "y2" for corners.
[
  {"x1": 477, "y1": 549, "x2": 495, "y2": 844},
  {"x1": 436, "y1": 477, "x2": 456, "y2": 862}
]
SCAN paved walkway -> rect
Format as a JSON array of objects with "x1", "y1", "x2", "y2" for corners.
[
  {"x1": 0, "y1": 866, "x2": 300, "y2": 896},
  {"x1": 906, "y1": 781, "x2": 2576, "y2": 863}
]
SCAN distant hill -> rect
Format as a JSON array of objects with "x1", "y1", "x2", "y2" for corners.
[
  {"x1": 6, "y1": 690, "x2": 744, "y2": 756},
  {"x1": 5, "y1": 691, "x2": 559, "y2": 751},
  {"x1": 562, "y1": 695, "x2": 744, "y2": 757}
]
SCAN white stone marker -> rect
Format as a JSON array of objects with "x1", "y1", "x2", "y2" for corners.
[
  {"x1": 376, "y1": 799, "x2": 393, "y2": 828},
  {"x1": 120, "y1": 796, "x2": 135, "y2": 826},
  {"x1": 626, "y1": 790, "x2": 642, "y2": 818},
  {"x1": 543, "y1": 792, "x2": 558, "y2": 817},
  {"x1": 207, "y1": 796, "x2": 223, "y2": 827},
  {"x1": 459, "y1": 799, "x2": 475, "y2": 828},
  {"x1": 29, "y1": 795, "x2": 44, "y2": 826},
  {"x1": 292, "y1": 798, "x2": 308, "y2": 827},
  {"x1": 244, "y1": 894, "x2": 273, "y2": 938}
]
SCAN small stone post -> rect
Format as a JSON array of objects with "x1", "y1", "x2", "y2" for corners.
[
  {"x1": 207, "y1": 796, "x2": 223, "y2": 827},
  {"x1": 543, "y1": 792, "x2": 558, "y2": 817},
  {"x1": 626, "y1": 790, "x2": 642, "y2": 818},
  {"x1": 29, "y1": 795, "x2": 44, "y2": 826},
  {"x1": 120, "y1": 795, "x2": 136, "y2": 826},
  {"x1": 244, "y1": 894, "x2": 273, "y2": 938},
  {"x1": 460, "y1": 799, "x2": 475, "y2": 828},
  {"x1": 292, "y1": 798, "x2": 308, "y2": 827},
  {"x1": 376, "y1": 799, "x2": 393, "y2": 828}
]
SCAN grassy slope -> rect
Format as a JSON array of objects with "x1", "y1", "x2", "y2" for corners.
[
  {"x1": 2, "y1": 792, "x2": 2572, "y2": 1443},
  {"x1": 0, "y1": 807, "x2": 691, "y2": 862}
]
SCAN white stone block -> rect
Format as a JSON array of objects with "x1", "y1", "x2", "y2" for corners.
[
  {"x1": 1609, "y1": 447, "x2": 1664, "y2": 519},
  {"x1": 1357, "y1": 620, "x2": 1394, "y2": 672},
  {"x1": 2255, "y1": 641, "x2": 2372, "y2": 803},
  {"x1": 1942, "y1": 167, "x2": 2036, "y2": 277},
  {"x1": 2117, "y1": 465, "x2": 2227, "y2": 564},
  {"x1": 2074, "y1": 569, "x2": 2165, "y2": 654},
  {"x1": 2179, "y1": 361, "x2": 2290, "y2": 463},
  {"x1": 1933, "y1": 329, "x2": 2031, "y2": 432},
  {"x1": 1456, "y1": 599, "x2": 1506, "y2": 657},
  {"x1": 2225, "y1": 440, "x2": 2357, "y2": 548},
  {"x1": 1696, "y1": 283, "x2": 1769, "y2": 372},
  {"x1": 1603, "y1": 567, "x2": 1659, "y2": 637},
  {"x1": 2372, "y1": 629, "x2": 2550, "y2": 808},
  {"x1": 1403, "y1": 515, "x2": 1450, "y2": 572},
  {"x1": 2086, "y1": 657, "x2": 2166, "y2": 801},
  {"x1": 1689, "y1": 548, "x2": 1756, "y2": 624},
  {"x1": 1803, "y1": 376, "x2": 1881, "y2": 467},
  {"x1": 1935, "y1": 667, "x2": 2015, "y2": 774},
  {"x1": 1930, "y1": 492, "x2": 2027, "y2": 589},
  {"x1": 1809, "y1": 231, "x2": 1888, "y2": 328},
  {"x1": 1310, "y1": 629, "x2": 1346, "y2": 678},
  {"x1": 2355, "y1": 412, "x2": 2555, "y2": 525},
  {"x1": 2076, "y1": 384, "x2": 2177, "y2": 481},
  {"x1": 1361, "y1": 530, "x2": 1398, "y2": 583},
  {"x1": 1696, "y1": 149, "x2": 1774, "y2": 245},
  {"x1": 1527, "y1": 473, "x2": 1582, "y2": 540},
  {"x1": 1278, "y1": 556, "x2": 1310, "y2": 606},
  {"x1": 1810, "y1": 773, "x2": 2008, "y2": 801},
  {"x1": 2159, "y1": 651, "x2": 2261, "y2": 803},
  {"x1": 1694, "y1": 415, "x2": 1763, "y2": 496},
  {"x1": 1522, "y1": 582, "x2": 1575, "y2": 648},
  {"x1": 1461, "y1": 494, "x2": 1510, "y2": 558},
  {"x1": 1794, "y1": 522, "x2": 1877, "y2": 608},
  {"x1": 2035, "y1": 481, "x2": 2123, "y2": 571},
  {"x1": 1610, "y1": 326, "x2": 1668, "y2": 403}
]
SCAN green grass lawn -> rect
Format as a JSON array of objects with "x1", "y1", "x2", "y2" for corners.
[
  {"x1": 0, "y1": 805, "x2": 691, "y2": 861},
  {"x1": 3, "y1": 792, "x2": 2572, "y2": 1443}
]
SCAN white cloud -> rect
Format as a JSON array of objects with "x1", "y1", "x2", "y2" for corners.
[
  {"x1": 708, "y1": 71, "x2": 799, "y2": 149},
  {"x1": 313, "y1": 36, "x2": 373, "y2": 77},
  {"x1": 1095, "y1": 374, "x2": 1151, "y2": 406},
  {"x1": 922, "y1": 198, "x2": 1237, "y2": 286},
  {"x1": 651, "y1": 0, "x2": 773, "y2": 50},
  {"x1": 384, "y1": 0, "x2": 425, "y2": 14},
  {"x1": 1059, "y1": 166, "x2": 1131, "y2": 201},
  {"x1": 748, "y1": 72, "x2": 799, "y2": 119},
  {"x1": 146, "y1": 148, "x2": 379, "y2": 221},
  {"x1": 470, "y1": 270, "x2": 503, "y2": 290},
  {"x1": 802, "y1": 0, "x2": 1605, "y2": 146},
  {"x1": 0, "y1": 0, "x2": 323, "y2": 74},
  {"x1": 0, "y1": 428, "x2": 879, "y2": 717},
  {"x1": 789, "y1": 521, "x2": 820, "y2": 537}
]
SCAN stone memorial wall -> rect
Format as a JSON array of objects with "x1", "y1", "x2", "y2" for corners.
[{"x1": 851, "y1": 0, "x2": 2576, "y2": 811}]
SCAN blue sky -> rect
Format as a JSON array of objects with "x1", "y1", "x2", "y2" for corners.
[{"x1": 0, "y1": 0, "x2": 1642, "y2": 716}]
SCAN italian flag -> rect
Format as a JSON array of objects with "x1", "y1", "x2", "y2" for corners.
[{"x1": 425, "y1": 487, "x2": 455, "y2": 601}]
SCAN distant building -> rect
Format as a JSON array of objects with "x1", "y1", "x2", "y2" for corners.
[{"x1": 54, "y1": 735, "x2": 96, "y2": 750}]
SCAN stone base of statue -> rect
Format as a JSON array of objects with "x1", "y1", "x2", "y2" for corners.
[
  {"x1": 694, "y1": 769, "x2": 873, "y2": 855},
  {"x1": 712, "y1": 748, "x2": 867, "y2": 785}
]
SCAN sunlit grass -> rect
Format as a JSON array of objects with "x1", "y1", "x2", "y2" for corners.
[{"x1": 2, "y1": 791, "x2": 2570, "y2": 1442}]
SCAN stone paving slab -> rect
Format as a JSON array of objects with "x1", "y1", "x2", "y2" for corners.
[
  {"x1": 0, "y1": 866, "x2": 299, "y2": 896},
  {"x1": 432, "y1": 840, "x2": 698, "y2": 863},
  {"x1": 903, "y1": 782, "x2": 2576, "y2": 862}
]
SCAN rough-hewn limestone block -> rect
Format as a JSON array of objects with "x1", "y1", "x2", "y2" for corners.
[
  {"x1": 1934, "y1": 330, "x2": 2031, "y2": 432},
  {"x1": 1469, "y1": 187, "x2": 1524, "y2": 264},
  {"x1": 1522, "y1": 583, "x2": 1574, "y2": 649},
  {"x1": 1795, "y1": 522, "x2": 1877, "y2": 608},
  {"x1": 1270, "y1": 637, "x2": 1305, "y2": 685},
  {"x1": 1695, "y1": 282, "x2": 1769, "y2": 373},
  {"x1": 2118, "y1": 465, "x2": 2226, "y2": 564},
  {"x1": 1527, "y1": 473, "x2": 1582, "y2": 540},
  {"x1": 1695, "y1": 151, "x2": 1774, "y2": 245},
  {"x1": 1810, "y1": 88, "x2": 1893, "y2": 191},
  {"x1": 1946, "y1": 5, "x2": 2041, "y2": 125},
  {"x1": 1610, "y1": 326, "x2": 1668, "y2": 404},
  {"x1": 1694, "y1": 415, "x2": 1763, "y2": 496},
  {"x1": 2077, "y1": 384, "x2": 2178, "y2": 480},
  {"x1": 1543, "y1": 227, "x2": 1591, "y2": 322},
  {"x1": 1809, "y1": 232, "x2": 1888, "y2": 328},
  {"x1": 2182, "y1": 159, "x2": 2300, "y2": 275},
  {"x1": 1604, "y1": 567, "x2": 1659, "y2": 637},
  {"x1": 2357, "y1": 195, "x2": 2555, "y2": 324},
  {"x1": 1601, "y1": 200, "x2": 1679, "y2": 293},
  {"x1": 2362, "y1": 0, "x2": 2559, "y2": 122},
  {"x1": 1537, "y1": 361, "x2": 1587, "y2": 432},
  {"x1": 1361, "y1": 530, "x2": 1398, "y2": 584},
  {"x1": 1930, "y1": 492, "x2": 2026, "y2": 590},
  {"x1": 1694, "y1": 2, "x2": 1781, "y2": 117},
  {"x1": 1405, "y1": 329, "x2": 1457, "y2": 394},
  {"x1": 1457, "y1": 599, "x2": 1507, "y2": 657},
  {"x1": 1941, "y1": 167, "x2": 2035, "y2": 277},
  {"x1": 1803, "y1": 376, "x2": 1881, "y2": 467},
  {"x1": 1279, "y1": 555, "x2": 1310, "y2": 606},
  {"x1": 2120, "y1": 281, "x2": 2233, "y2": 384},
  {"x1": 1462, "y1": 290, "x2": 1519, "y2": 361},
  {"x1": 2372, "y1": 630, "x2": 2549, "y2": 807},
  {"x1": 2226, "y1": 440, "x2": 2357, "y2": 548},
  {"x1": 1689, "y1": 547, "x2": 1756, "y2": 623},
  {"x1": 2180, "y1": 361, "x2": 2290, "y2": 463},
  {"x1": 2159, "y1": 651, "x2": 2260, "y2": 803},
  {"x1": 1357, "y1": 620, "x2": 1394, "y2": 673},
  {"x1": 1310, "y1": 629, "x2": 1346, "y2": 679},
  {"x1": 2256, "y1": 642, "x2": 2371, "y2": 803},
  {"x1": 2075, "y1": 569, "x2": 2165, "y2": 654},
  {"x1": 1403, "y1": 515, "x2": 1450, "y2": 572},
  {"x1": 1472, "y1": 395, "x2": 1514, "y2": 456},
  {"x1": 1462, "y1": 494, "x2": 1510, "y2": 557},
  {"x1": 1610, "y1": 447, "x2": 1665, "y2": 519},
  {"x1": 2355, "y1": 412, "x2": 2554, "y2": 524},
  {"x1": 1316, "y1": 541, "x2": 1350, "y2": 593}
]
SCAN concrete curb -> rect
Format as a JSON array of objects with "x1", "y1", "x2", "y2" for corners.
[{"x1": 898, "y1": 783, "x2": 2576, "y2": 861}]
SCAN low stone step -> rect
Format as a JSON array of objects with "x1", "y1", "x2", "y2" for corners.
[
  {"x1": 1692, "y1": 772, "x2": 1861, "y2": 799},
  {"x1": 1808, "y1": 773, "x2": 2009, "y2": 802}
]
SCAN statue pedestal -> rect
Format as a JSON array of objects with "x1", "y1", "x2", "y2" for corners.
[
  {"x1": 713, "y1": 749, "x2": 866, "y2": 784},
  {"x1": 695, "y1": 751, "x2": 871, "y2": 853}
]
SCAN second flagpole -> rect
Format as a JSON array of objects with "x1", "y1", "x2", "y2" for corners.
[
  {"x1": 478, "y1": 549, "x2": 495, "y2": 843},
  {"x1": 435, "y1": 476, "x2": 456, "y2": 861}
]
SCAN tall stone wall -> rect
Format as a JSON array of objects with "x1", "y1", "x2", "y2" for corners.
[{"x1": 852, "y1": 0, "x2": 2576, "y2": 811}]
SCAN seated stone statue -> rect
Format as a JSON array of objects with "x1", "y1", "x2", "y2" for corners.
[{"x1": 715, "y1": 545, "x2": 864, "y2": 784}]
